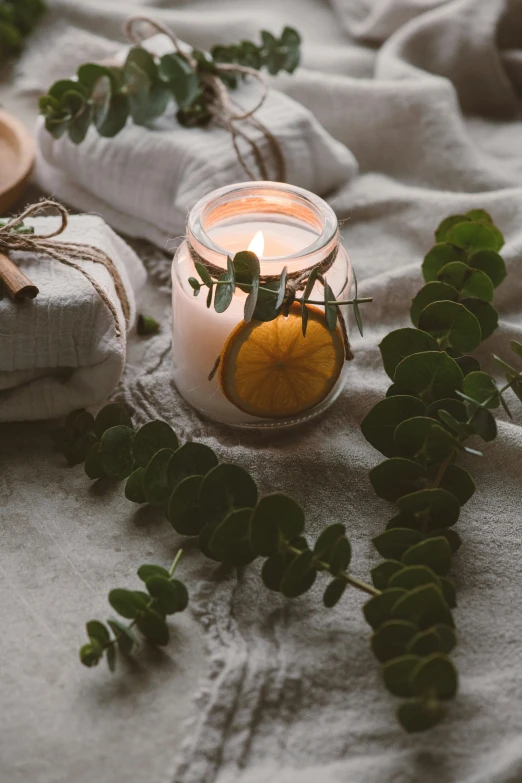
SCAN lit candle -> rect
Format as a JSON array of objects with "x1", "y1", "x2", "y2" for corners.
[{"x1": 171, "y1": 182, "x2": 352, "y2": 427}]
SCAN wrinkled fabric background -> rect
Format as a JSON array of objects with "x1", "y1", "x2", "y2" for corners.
[{"x1": 1, "y1": 1, "x2": 522, "y2": 782}]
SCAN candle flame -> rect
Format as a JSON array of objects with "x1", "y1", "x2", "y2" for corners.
[{"x1": 248, "y1": 230, "x2": 264, "y2": 258}]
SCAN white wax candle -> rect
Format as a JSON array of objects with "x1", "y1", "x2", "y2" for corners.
[{"x1": 172, "y1": 221, "x2": 351, "y2": 425}]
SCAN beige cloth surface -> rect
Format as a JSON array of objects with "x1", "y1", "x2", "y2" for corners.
[{"x1": 2, "y1": 1, "x2": 522, "y2": 783}]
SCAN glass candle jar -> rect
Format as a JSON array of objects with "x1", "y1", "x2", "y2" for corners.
[{"x1": 171, "y1": 182, "x2": 352, "y2": 428}]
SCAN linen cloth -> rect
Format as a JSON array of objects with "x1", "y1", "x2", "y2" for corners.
[
  {"x1": 34, "y1": 34, "x2": 357, "y2": 250},
  {"x1": 3, "y1": 1, "x2": 522, "y2": 783},
  {"x1": 0, "y1": 215, "x2": 146, "y2": 420}
]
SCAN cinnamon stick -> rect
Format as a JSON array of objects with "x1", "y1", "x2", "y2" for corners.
[{"x1": 0, "y1": 252, "x2": 39, "y2": 301}]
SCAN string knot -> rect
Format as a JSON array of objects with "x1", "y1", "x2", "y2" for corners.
[{"x1": 0, "y1": 201, "x2": 130, "y2": 338}]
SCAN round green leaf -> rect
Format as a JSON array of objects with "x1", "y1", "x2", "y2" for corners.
[
  {"x1": 455, "y1": 355, "x2": 481, "y2": 376},
  {"x1": 463, "y1": 371, "x2": 499, "y2": 408},
  {"x1": 146, "y1": 576, "x2": 188, "y2": 614},
  {"x1": 108, "y1": 588, "x2": 148, "y2": 619},
  {"x1": 389, "y1": 565, "x2": 440, "y2": 591},
  {"x1": 409, "y1": 628, "x2": 442, "y2": 656},
  {"x1": 392, "y1": 583, "x2": 454, "y2": 628},
  {"x1": 439, "y1": 576, "x2": 457, "y2": 609},
  {"x1": 446, "y1": 220, "x2": 503, "y2": 252},
  {"x1": 168, "y1": 442, "x2": 218, "y2": 488},
  {"x1": 426, "y1": 398, "x2": 467, "y2": 422},
  {"x1": 418, "y1": 301, "x2": 482, "y2": 352},
  {"x1": 433, "y1": 624, "x2": 457, "y2": 654},
  {"x1": 422, "y1": 243, "x2": 464, "y2": 281},
  {"x1": 425, "y1": 463, "x2": 475, "y2": 505},
  {"x1": 437, "y1": 262, "x2": 494, "y2": 301},
  {"x1": 461, "y1": 298, "x2": 498, "y2": 341},
  {"x1": 323, "y1": 578, "x2": 347, "y2": 608},
  {"x1": 371, "y1": 560, "x2": 404, "y2": 590},
  {"x1": 159, "y1": 52, "x2": 199, "y2": 107},
  {"x1": 80, "y1": 643, "x2": 102, "y2": 667},
  {"x1": 280, "y1": 550, "x2": 317, "y2": 598},
  {"x1": 65, "y1": 431, "x2": 97, "y2": 466},
  {"x1": 261, "y1": 550, "x2": 294, "y2": 593},
  {"x1": 363, "y1": 589, "x2": 407, "y2": 630},
  {"x1": 107, "y1": 619, "x2": 135, "y2": 656},
  {"x1": 398, "y1": 488, "x2": 460, "y2": 530},
  {"x1": 369, "y1": 458, "x2": 425, "y2": 502},
  {"x1": 465, "y1": 208, "x2": 493, "y2": 224},
  {"x1": 410, "y1": 282, "x2": 459, "y2": 326},
  {"x1": 468, "y1": 406, "x2": 497, "y2": 442},
  {"x1": 136, "y1": 608, "x2": 169, "y2": 646},
  {"x1": 143, "y1": 448, "x2": 176, "y2": 508},
  {"x1": 401, "y1": 537, "x2": 452, "y2": 576},
  {"x1": 125, "y1": 466, "x2": 146, "y2": 503},
  {"x1": 167, "y1": 475, "x2": 204, "y2": 535},
  {"x1": 398, "y1": 698, "x2": 445, "y2": 732},
  {"x1": 361, "y1": 396, "x2": 426, "y2": 458},
  {"x1": 434, "y1": 215, "x2": 469, "y2": 243},
  {"x1": 250, "y1": 493, "x2": 304, "y2": 556},
  {"x1": 208, "y1": 508, "x2": 255, "y2": 566},
  {"x1": 379, "y1": 328, "x2": 439, "y2": 380},
  {"x1": 372, "y1": 528, "x2": 425, "y2": 560},
  {"x1": 468, "y1": 249, "x2": 506, "y2": 287},
  {"x1": 98, "y1": 425, "x2": 135, "y2": 478},
  {"x1": 199, "y1": 464, "x2": 258, "y2": 523},
  {"x1": 84, "y1": 442, "x2": 105, "y2": 480},
  {"x1": 411, "y1": 653, "x2": 458, "y2": 700},
  {"x1": 86, "y1": 620, "x2": 110, "y2": 647},
  {"x1": 428, "y1": 528, "x2": 462, "y2": 554},
  {"x1": 393, "y1": 416, "x2": 437, "y2": 458},
  {"x1": 94, "y1": 403, "x2": 133, "y2": 439},
  {"x1": 382, "y1": 654, "x2": 420, "y2": 697},
  {"x1": 133, "y1": 421, "x2": 179, "y2": 468},
  {"x1": 137, "y1": 564, "x2": 171, "y2": 581},
  {"x1": 394, "y1": 352, "x2": 463, "y2": 403},
  {"x1": 370, "y1": 620, "x2": 417, "y2": 662}
]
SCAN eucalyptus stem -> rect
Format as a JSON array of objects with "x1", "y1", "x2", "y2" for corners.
[{"x1": 289, "y1": 546, "x2": 380, "y2": 597}]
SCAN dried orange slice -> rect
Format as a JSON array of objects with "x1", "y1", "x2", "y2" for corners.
[{"x1": 219, "y1": 303, "x2": 345, "y2": 418}]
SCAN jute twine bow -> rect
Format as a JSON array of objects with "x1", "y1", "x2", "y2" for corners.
[
  {"x1": 0, "y1": 201, "x2": 130, "y2": 337},
  {"x1": 125, "y1": 17, "x2": 286, "y2": 182},
  {"x1": 188, "y1": 241, "x2": 354, "y2": 362}
]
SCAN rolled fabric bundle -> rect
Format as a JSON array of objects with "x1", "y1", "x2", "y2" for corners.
[
  {"x1": 0, "y1": 213, "x2": 146, "y2": 421},
  {"x1": 35, "y1": 34, "x2": 358, "y2": 251}
]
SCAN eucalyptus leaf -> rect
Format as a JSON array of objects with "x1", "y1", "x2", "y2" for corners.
[
  {"x1": 411, "y1": 653, "x2": 458, "y2": 700},
  {"x1": 363, "y1": 589, "x2": 407, "y2": 630},
  {"x1": 397, "y1": 489, "x2": 460, "y2": 531},
  {"x1": 214, "y1": 257, "x2": 235, "y2": 313},
  {"x1": 280, "y1": 550, "x2": 317, "y2": 597},
  {"x1": 401, "y1": 536, "x2": 452, "y2": 576},
  {"x1": 199, "y1": 463, "x2": 258, "y2": 523},
  {"x1": 98, "y1": 425, "x2": 135, "y2": 478},
  {"x1": 379, "y1": 328, "x2": 439, "y2": 380},
  {"x1": 371, "y1": 560, "x2": 404, "y2": 590},
  {"x1": 209, "y1": 508, "x2": 256, "y2": 565},
  {"x1": 446, "y1": 220, "x2": 503, "y2": 253},
  {"x1": 142, "y1": 447, "x2": 176, "y2": 508},
  {"x1": 410, "y1": 282, "x2": 459, "y2": 327},
  {"x1": 462, "y1": 371, "x2": 499, "y2": 408},
  {"x1": 418, "y1": 301, "x2": 482, "y2": 352},
  {"x1": 125, "y1": 466, "x2": 147, "y2": 504},
  {"x1": 393, "y1": 416, "x2": 438, "y2": 459},
  {"x1": 397, "y1": 698, "x2": 445, "y2": 732},
  {"x1": 468, "y1": 249, "x2": 506, "y2": 287},
  {"x1": 167, "y1": 475, "x2": 205, "y2": 536},
  {"x1": 437, "y1": 262, "x2": 494, "y2": 302},
  {"x1": 323, "y1": 578, "x2": 347, "y2": 608},
  {"x1": 422, "y1": 243, "x2": 465, "y2": 282},
  {"x1": 394, "y1": 352, "x2": 463, "y2": 404},
  {"x1": 133, "y1": 421, "x2": 179, "y2": 467},
  {"x1": 371, "y1": 620, "x2": 418, "y2": 662},
  {"x1": 460, "y1": 298, "x2": 498, "y2": 340},
  {"x1": 250, "y1": 493, "x2": 305, "y2": 556},
  {"x1": 369, "y1": 458, "x2": 425, "y2": 502},
  {"x1": 434, "y1": 215, "x2": 469, "y2": 243},
  {"x1": 94, "y1": 403, "x2": 133, "y2": 439},
  {"x1": 392, "y1": 583, "x2": 454, "y2": 628},
  {"x1": 382, "y1": 654, "x2": 420, "y2": 697},
  {"x1": 372, "y1": 528, "x2": 425, "y2": 560},
  {"x1": 136, "y1": 608, "x2": 169, "y2": 646},
  {"x1": 361, "y1": 395, "x2": 426, "y2": 458}
]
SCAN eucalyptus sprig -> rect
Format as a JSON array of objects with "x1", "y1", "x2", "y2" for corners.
[
  {"x1": 39, "y1": 27, "x2": 301, "y2": 143},
  {"x1": 0, "y1": 0, "x2": 45, "y2": 61},
  {"x1": 189, "y1": 251, "x2": 372, "y2": 337},
  {"x1": 80, "y1": 550, "x2": 188, "y2": 671},
  {"x1": 54, "y1": 209, "x2": 522, "y2": 733},
  {"x1": 361, "y1": 209, "x2": 522, "y2": 730}
]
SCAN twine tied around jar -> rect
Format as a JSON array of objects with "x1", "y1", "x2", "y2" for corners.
[
  {"x1": 0, "y1": 200, "x2": 130, "y2": 338},
  {"x1": 125, "y1": 16, "x2": 286, "y2": 182}
]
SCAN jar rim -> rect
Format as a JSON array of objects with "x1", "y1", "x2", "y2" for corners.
[{"x1": 187, "y1": 181, "x2": 339, "y2": 264}]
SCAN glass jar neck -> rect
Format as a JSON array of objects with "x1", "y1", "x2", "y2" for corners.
[{"x1": 186, "y1": 181, "x2": 339, "y2": 275}]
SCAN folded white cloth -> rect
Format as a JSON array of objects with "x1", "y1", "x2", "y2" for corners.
[
  {"x1": 0, "y1": 214, "x2": 146, "y2": 421},
  {"x1": 35, "y1": 34, "x2": 358, "y2": 251}
]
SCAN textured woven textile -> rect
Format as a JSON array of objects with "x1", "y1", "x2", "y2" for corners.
[
  {"x1": 3, "y1": 0, "x2": 522, "y2": 782},
  {"x1": 0, "y1": 215, "x2": 146, "y2": 420},
  {"x1": 34, "y1": 33, "x2": 357, "y2": 250}
]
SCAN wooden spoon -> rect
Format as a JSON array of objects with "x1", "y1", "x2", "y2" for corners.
[{"x1": 0, "y1": 109, "x2": 35, "y2": 214}]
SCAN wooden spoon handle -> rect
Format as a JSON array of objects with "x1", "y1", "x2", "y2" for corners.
[{"x1": 0, "y1": 252, "x2": 39, "y2": 301}]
